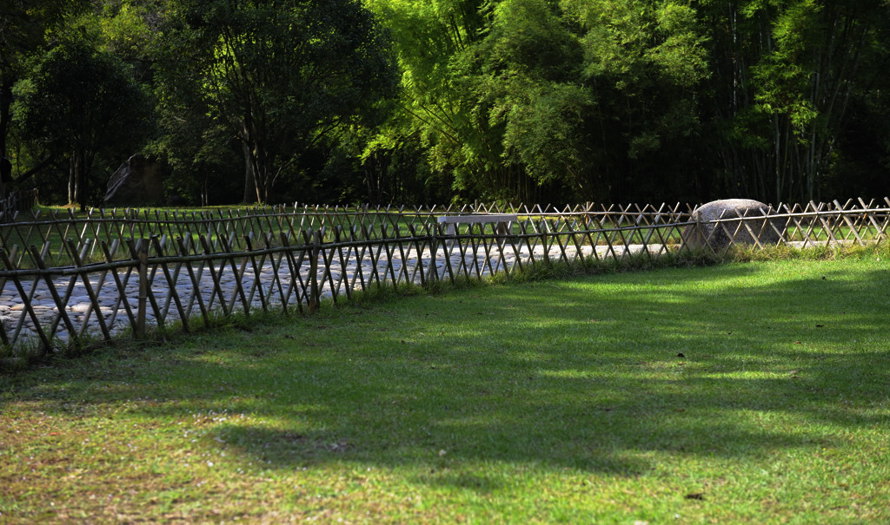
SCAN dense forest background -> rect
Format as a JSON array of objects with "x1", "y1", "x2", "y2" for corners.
[{"x1": 1, "y1": 0, "x2": 888, "y2": 208}]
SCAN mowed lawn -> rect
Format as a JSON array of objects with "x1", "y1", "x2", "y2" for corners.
[{"x1": 1, "y1": 256, "x2": 888, "y2": 523}]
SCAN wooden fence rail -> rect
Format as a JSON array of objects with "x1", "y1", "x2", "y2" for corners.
[
  {"x1": 0, "y1": 201, "x2": 701, "y2": 268},
  {"x1": 1, "y1": 199, "x2": 888, "y2": 356}
]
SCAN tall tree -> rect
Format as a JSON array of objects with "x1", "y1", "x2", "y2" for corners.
[
  {"x1": 163, "y1": 0, "x2": 397, "y2": 203},
  {"x1": 478, "y1": 0, "x2": 590, "y2": 194},
  {"x1": 14, "y1": 39, "x2": 153, "y2": 210},
  {"x1": 561, "y1": 0, "x2": 711, "y2": 200},
  {"x1": 365, "y1": 0, "x2": 517, "y2": 201},
  {"x1": 370, "y1": 0, "x2": 711, "y2": 202},
  {"x1": 0, "y1": 0, "x2": 88, "y2": 197},
  {"x1": 753, "y1": 0, "x2": 888, "y2": 201},
  {"x1": 702, "y1": 0, "x2": 890, "y2": 202}
]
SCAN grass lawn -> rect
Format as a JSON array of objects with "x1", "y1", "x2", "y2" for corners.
[{"x1": 1, "y1": 255, "x2": 888, "y2": 523}]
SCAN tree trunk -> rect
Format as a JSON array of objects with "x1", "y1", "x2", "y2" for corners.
[
  {"x1": 68, "y1": 150, "x2": 91, "y2": 212},
  {"x1": 242, "y1": 142, "x2": 256, "y2": 203},
  {"x1": 68, "y1": 155, "x2": 77, "y2": 206},
  {"x1": 202, "y1": 173, "x2": 209, "y2": 206},
  {"x1": 80, "y1": 152, "x2": 94, "y2": 212},
  {"x1": 250, "y1": 140, "x2": 271, "y2": 204},
  {"x1": 253, "y1": 159, "x2": 267, "y2": 204}
]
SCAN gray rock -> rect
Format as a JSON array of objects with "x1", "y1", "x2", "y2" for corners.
[
  {"x1": 104, "y1": 154, "x2": 166, "y2": 206},
  {"x1": 683, "y1": 199, "x2": 785, "y2": 249}
]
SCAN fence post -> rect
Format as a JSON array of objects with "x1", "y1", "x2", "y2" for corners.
[
  {"x1": 308, "y1": 230, "x2": 321, "y2": 314},
  {"x1": 136, "y1": 238, "x2": 148, "y2": 339},
  {"x1": 428, "y1": 222, "x2": 438, "y2": 283}
]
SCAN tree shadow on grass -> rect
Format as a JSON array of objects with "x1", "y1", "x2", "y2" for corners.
[{"x1": 4, "y1": 263, "x2": 889, "y2": 483}]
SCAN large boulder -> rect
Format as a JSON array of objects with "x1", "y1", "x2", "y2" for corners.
[
  {"x1": 682, "y1": 198, "x2": 785, "y2": 249},
  {"x1": 105, "y1": 154, "x2": 165, "y2": 206}
]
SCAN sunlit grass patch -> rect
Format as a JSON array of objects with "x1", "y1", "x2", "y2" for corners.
[{"x1": 1, "y1": 255, "x2": 888, "y2": 522}]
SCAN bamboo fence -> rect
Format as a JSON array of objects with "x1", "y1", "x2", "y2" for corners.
[{"x1": 1, "y1": 198, "x2": 887, "y2": 356}]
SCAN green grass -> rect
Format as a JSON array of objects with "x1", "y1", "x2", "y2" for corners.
[{"x1": 1, "y1": 255, "x2": 889, "y2": 523}]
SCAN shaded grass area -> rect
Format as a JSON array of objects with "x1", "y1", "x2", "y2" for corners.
[{"x1": 1, "y1": 255, "x2": 889, "y2": 522}]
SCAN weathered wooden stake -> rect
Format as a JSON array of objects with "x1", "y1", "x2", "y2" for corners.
[
  {"x1": 308, "y1": 230, "x2": 320, "y2": 313},
  {"x1": 136, "y1": 239, "x2": 148, "y2": 339}
]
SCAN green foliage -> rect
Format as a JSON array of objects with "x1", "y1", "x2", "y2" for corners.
[
  {"x1": 648, "y1": 2, "x2": 711, "y2": 86},
  {"x1": 365, "y1": 0, "x2": 511, "y2": 200},
  {"x1": 366, "y1": 0, "x2": 889, "y2": 203},
  {"x1": 159, "y1": 0, "x2": 398, "y2": 204},
  {"x1": 706, "y1": 0, "x2": 890, "y2": 201},
  {"x1": 492, "y1": 80, "x2": 592, "y2": 184},
  {"x1": 3, "y1": 0, "x2": 890, "y2": 205},
  {"x1": 13, "y1": 38, "x2": 153, "y2": 209},
  {"x1": 0, "y1": 0, "x2": 91, "y2": 196},
  {"x1": 482, "y1": 0, "x2": 589, "y2": 186},
  {"x1": 367, "y1": 0, "x2": 717, "y2": 202}
]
